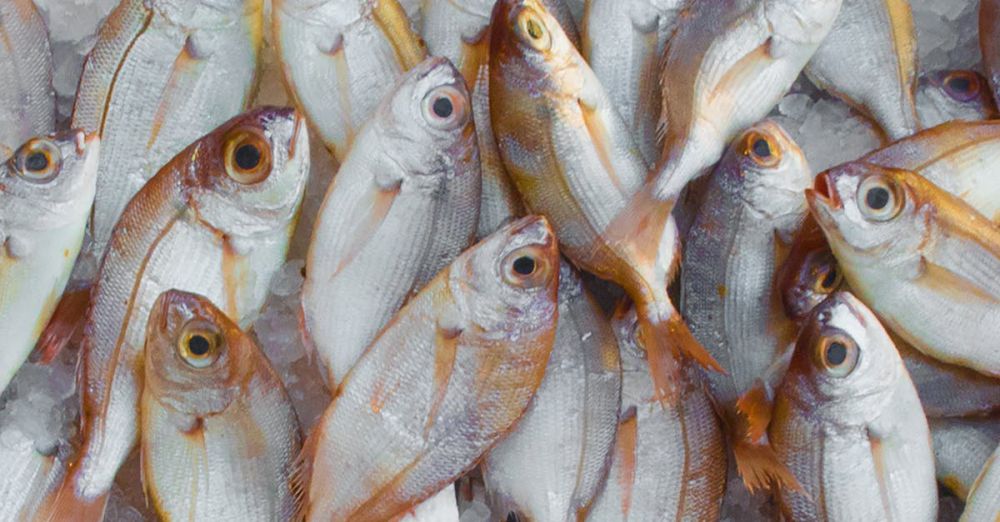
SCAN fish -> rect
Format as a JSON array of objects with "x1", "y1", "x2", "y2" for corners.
[
  {"x1": 473, "y1": 66, "x2": 525, "y2": 239},
  {"x1": 680, "y1": 121, "x2": 812, "y2": 491},
  {"x1": 295, "y1": 216, "x2": 560, "y2": 522},
  {"x1": 0, "y1": 424, "x2": 72, "y2": 521},
  {"x1": 73, "y1": 0, "x2": 264, "y2": 259},
  {"x1": 140, "y1": 290, "x2": 302, "y2": 521},
  {"x1": 273, "y1": 0, "x2": 427, "y2": 162},
  {"x1": 808, "y1": 162, "x2": 1000, "y2": 377},
  {"x1": 585, "y1": 302, "x2": 726, "y2": 521},
  {"x1": 929, "y1": 417, "x2": 1000, "y2": 500},
  {"x1": 0, "y1": 130, "x2": 99, "y2": 394},
  {"x1": 39, "y1": 107, "x2": 310, "y2": 521},
  {"x1": 804, "y1": 0, "x2": 920, "y2": 141},
  {"x1": 582, "y1": 0, "x2": 685, "y2": 166},
  {"x1": 980, "y1": 0, "x2": 1000, "y2": 107},
  {"x1": 961, "y1": 442, "x2": 1000, "y2": 522},
  {"x1": 481, "y1": 262, "x2": 621, "y2": 521},
  {"x1": 770, "y1": 292, "x2": 937, "y2": 521},
  {"x1": 490, "y1": 0, "x2": 721, "y2": 410},
  {"x1": 302, "y1": 57, "x2": 481, "y2": 388},
  {"x1": 0, "y1": 0, "x2": 54, "y2": 156},
  {"x1": 655, "y1": 0, "x2": 842, "y2": 198},
  {"x1": 916, "y1": 70, "x2": 999, "y2": 128}
]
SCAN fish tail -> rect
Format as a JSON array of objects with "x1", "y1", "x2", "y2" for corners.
[
  {"x1": 635, "y1": 303, "x2": 723, "y2": 407},
  {"x1": 728, "y1": 381, "x2": 803, "y2": 495},
  {"x1": 33, "y1": 288, "x2": 91, "y2": 364},
  {"x1": 34, "y1": 471, "x2": 109, "y2": 522}
]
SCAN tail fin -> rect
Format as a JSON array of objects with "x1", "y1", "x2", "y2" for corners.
[
  {"x1": 728, "y1": 381, "x2": 802, "y2": 495},
  {"x1": 33, "y1": 288, "x2": 91, "y2": 364},
  {"x1": 34, "y1": 474, "x2": 109, "y2": 522},
  {"x1": 635, "y1": 303, "x2": 723, "y2": 407}
]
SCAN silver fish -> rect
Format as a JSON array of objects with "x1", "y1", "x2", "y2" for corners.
[
  {"x1": 916, "y1": 70, "x2": 999, "y2": 128},
  {"x1": 961, "y1": 442, "x2": 1000, "y2": 522},
  {"x1": 482, "y1": 262, "x2": 621, "y2": 521},
  {"x1": 771, "y1": 292, "x2": 937, "y2": 521},
  {"x1": 473, "y1": 65, "x2": 525, "y2": 239},
  {"x1": 0, "y1": 0, "x2": 54, "y2": 156},
  {"x1": 929, "y1": 417, "x2": 1000, "y2": 500},
  {"x1": 302, "y1": 57, "x2": 481, "y2": 387},
  {"x1": 74, "y1": 0, "x2": 264, "y2": 259}
]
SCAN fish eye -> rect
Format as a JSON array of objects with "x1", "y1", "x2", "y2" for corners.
[
  {"x1": 422, "y1": 86, "x2": 468, "y2": 130},
  {"x1": 812, "y1": 258, "x2": 843, "y2": 294},
  {"x1": 741, "y1": 131, "x2": 781, "y2": 168},
  {"x1": 177, "y1": 324, "x2": 222, "y2": 369},
  {"x1": 516, "y1": 9, "x2": 552, "y2": 51},
  {"x1": 501, "y1": 246, "x2": 551, "y2": 288},
  {"x1": 223, "y1": 128, "x2": 272, "y2": 185},
  {"x1": 943, "y1": 71, "x2": 981, "y2": 102},
  {"x1": 815, "y1": 333, "x2": 859, "y2": 377},
  {"x1": 13, "y1": 138, "x2": 62, "y2": 183},
  {"x1": 857, "y1": 175, "x2": 902, "y2": 222}
]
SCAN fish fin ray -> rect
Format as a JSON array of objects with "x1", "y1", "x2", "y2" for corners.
[{"x1": 33, "y1": 287, "x2": 91, "y2": 364}]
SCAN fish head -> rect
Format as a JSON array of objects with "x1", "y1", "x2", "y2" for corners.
[
  {"x1": 144, "y1": 290, "x2": 257, "y2": 417},
  {"x1": 724, "y1": 120, "x2": 812, "y2": 224},
  {"x1": 779, "y1": 237, "x2": 845, "y2": 323},
  {"x1": 917, "y1": 70, "x2": 999, "y2": 126},
  {"x1": 452, "y1": 215, "x2": 559, "y2": 341},
  {"x1": 764, "y1": 0, "x2": 842, "y2": 46},
  {"x1": 0, "y1": 130, "x2": 99, "y2": 227},
  {"x1": 185, "y1": 106, "x2": 310, "y2": 238},
  {"x1": 786, "y1": 291, "x2": 898, "y2": 424},
  {"x1": 807, "y1": 162, "x2": 928, "y2": 270},
  {"x1": 490, "y1": 0, "x2": 578, "y2": 91}
]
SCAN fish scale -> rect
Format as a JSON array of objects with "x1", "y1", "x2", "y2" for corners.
[{"x1": 0, "y1": 0, "x2": 53, "y2": 154}]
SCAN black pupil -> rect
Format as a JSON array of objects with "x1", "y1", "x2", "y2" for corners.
[
  {"x1": 820, "y1": 266, "x2": 839, "y2": 290},
  {"x1": 25, "y1": 152, "x2": 48, "y2": 172},
  {"x1": 433, "y1": 97, "x2": 454, "y2": 119},
  {"x1": 752, "y1": 138, "x2": 772, "y2": 158},
  {"x1": 235, "y1": 144, "x2": 261, "y2": 171},
  {"x1": 512, "y1": 256, "x2": 536, "y2": 276},
  {"x1": 826, "y1": 342, "x2": 847, "y2": 366},
  {"x1": 948, "y1": 76, "x2": 972, "y2": 93},
  {"x1": 188, "y1": 335, "x2": 211, "y2": 357},
  {"x1": 866, "y1": 187, "x2": 890, "y2": 210}
]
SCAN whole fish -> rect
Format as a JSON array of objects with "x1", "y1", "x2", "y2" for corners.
[
  {"x1": 655, "y1": 0, "x2": 842, "y2": 198},
  {"x1": 297, "y1": 216, "x2": 560, "y2": 522},
  {"x1": 0, "y1": 0, "x2": 53, "y2": 156},
  {"x1": 40, "y1": 107, "x2": 310, "y2": 520},
  {"x1": 586, "y1": 302, "x2": 726, "y2": 521},
  {"x1": 482, "y1": 262, "x2": 621, "y2": 521},
  {"x1": 680, "y1": 121, "x2": 810, "y2": 491},
  {"x1": 980, "y1": 0, "x2": 1000, "y2": 106},
  {"x1": 141, "y1": 290, "x2": 302, "y2": 521},
  {"x1": 961, "y1": 443, "x2": 1000, "y2": 522},
  {"x1": 808, "y1": 163, "x2": 1000, "y2": 377},
  {"x1": 0, "y1": 131, "x2": 99, "y2": 394},
  {"x1": 302, "y1": 57, "x2": 481, "y2": 387},
  {"x1": 73, "y1": 0, "x2": 264, "y2": 259},
  {"x1": 770, "y1": 292, "x2": 937, "y2": 521},
  {"x1": 582, "y1": 0, "x2": 685, "y2": 165},
  {"x1": 916, "y1": 71, "x2": 999, "y2": 128},
  {"x1": 804, "y1": 0, "x2": 919, "y2": 141},
  {"x1": 274, "y1": 0, "x2": 426, "y2": 162},
  {"x1": 929, "y1": 417, "x2": 1000, "y2": 500},
  {"x1": 490, "y1": 0, "x2": 720, "y2": 409}
]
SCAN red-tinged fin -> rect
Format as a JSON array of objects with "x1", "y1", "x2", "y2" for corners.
[
  {"x1": 869, "y1": 434, "x2": 894, "y2": 521},
  {"x1": 735, "y1": 380, "x2": 773, "y2": 445},
  {"x1": 33, "y1": 288, "x2": 91, "y2": 364},
  {"x1": 616, "y1": 407, "x2": 638, "y2": 518},
  {"x1": 34, "y1": 476, "x2": 110, "y2": 522},
  {"x1": 424, "y1": 324, "x2": 460, "y2": 438},
  {"x1": 328, "y1": 184, "x2": 401, "y2": 281},
  {"x1": 729, "y1": 384, "x2": 802, "y2": 495},
  {"x1": 289, "y1": 427, "x2": 321, "y2": 521},
  {"x1": 145, "y1": 36, "x2": 205, "y2": 149}
]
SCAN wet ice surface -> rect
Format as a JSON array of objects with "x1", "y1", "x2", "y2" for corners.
[{"x1": 0, "y1": 0, "x2": 987, "y2": 519}]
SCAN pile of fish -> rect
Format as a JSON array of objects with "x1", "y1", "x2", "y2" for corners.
[{"x1": 1, "y1": 0, "x2": 998, "y2": 520}]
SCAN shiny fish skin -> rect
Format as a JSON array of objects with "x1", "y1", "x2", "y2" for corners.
[
  {"x1": 805, "y1": 0, "x2": 919, "y2": 141},
  {"x1": 771, "y1": 292, "x2": 936, "y2": 521},
  {"x1": 0, "y1": 424, "x2": 72, "y2": 521},
  {"x1": 930, "y1": 417, "x2": 1000, "y2": 500},
  {"x1": 274, "y1": 0, "x2": 426, "y2": 162},
  {"x1": 42, "y1": 108, "x2": 309, "y2": 519},
  {"x1": 482, "y1": 262, "x2": 621, "y2": 521},
  {"x1": 0, "y1": 131, "x2": 99, "y2": 394},
  {"x1": 582, "y1": 0, "x2": 684, "y2": 166},
  {"x1": 586, "y1": 303, "x2": 726, "y2": 522},
  {"x1": 74, "y1": 0, "x2": 264, "y2": 260},
  {"x1": 809, "y1": 164, "x2": 1000, "y2": 377},
  {"x1": 141, "y1": 290, "x2": 302, "y2": 521},
  {"x1": 298, "y1": 216, "x2": 560, "y2": 522},
  {"x1": 473, "y1": 65, "x2": 524, "y2": 239},
  {"x1": 962, "y1": 443, "x2": 1000, "y2": 522},
  {"x1": 302, "y1": 57, "x2": 481, "y2": 387},
  {"x1": 916, "y1": 71, "x2": 999, "y2": 128},
  {"x1": 0, "y1": 0, "x2": 53, "y2": 156},
  {"x1": 980, "y1": 0, "x2": 1000, "y2": 107}
]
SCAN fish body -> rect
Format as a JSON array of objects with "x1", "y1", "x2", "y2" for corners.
[
  {"x1": 0, "y1": 131, "x2": 99, "y2": 393},
  {"x1": 473, "y1": 66, "x2": 524, "y2": 239},
  {"x1": 141, "y1": 290, "x2": 302, "y2": 521},
  {"x1": 980, "y1": 0, "x2": 1000, "y2": 107},
  {"x1": 582, "y1": 0, "x2": 684, "y2": 165},
  {"x1": 916, "y1": 71, "x2": 999, "y2": 128},
  {"x1": 74, "y1": 0, "x2": 264, "y2": 259},
  {"x1": 0, "y1": 426, "x2": 71, "y2": 521},
  {"x1": 421, "y1": 0, "x2": 499, "y2": 86},
  {"x1": 482, "y1": 262, "x2": 621, "y2": 521},
  {"x1": 961, "y1": 443, "x2": 1000, "y2": 522},
  {"x1": 930, "y1": 417, "x2": 1000, "y2": 500},
  {"x1": 805, "y1": 0, "x2": 919, "y2": 141},
  {"x1": 274, "y1": 0, "x2": 426, "y2": 162},
  {"x1": 0, "y1": 0, "x2": 53, "y2": 156},
  {"x1": 302, "y1": 57, "x2": 481, "y2": 387},
  {"x1": 771, "y1": 292, "x2": 937, "y2": 521},
  {"x1": 42, "y1": 107, "x2": 309, "y2": 519},
  {"x1": 586, "y1": 303, "x2": 726, "y2": 521},
  {"x1": 809, "y1": 162, "x2": 1000, "y2": 377},
  {"x1": 298, "y1": 216, "x2": 560, "y2": 522}
]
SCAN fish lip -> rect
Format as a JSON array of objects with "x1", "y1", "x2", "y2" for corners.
[{"x1": 811, "y1": 171, "x2": 842, "y2": 209}]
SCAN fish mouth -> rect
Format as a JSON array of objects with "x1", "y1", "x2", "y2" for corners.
[{"x1": 811, "y1": 171, "x2": 842, "y2": 209}]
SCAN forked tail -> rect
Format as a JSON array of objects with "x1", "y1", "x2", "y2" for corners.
[
  {"x1": 33, "y1": 288, "x2": 91, "y2": 364},
  {"x1": 727, "y1": 381, "x2": 803, "y2": 495}
]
